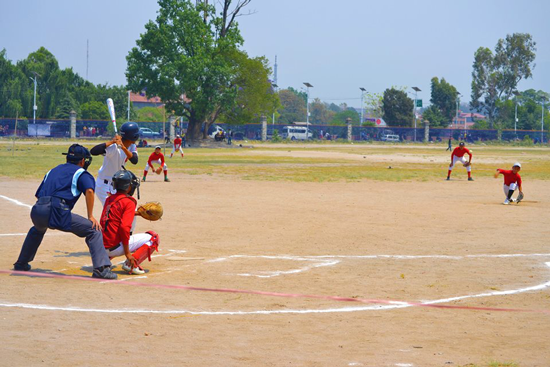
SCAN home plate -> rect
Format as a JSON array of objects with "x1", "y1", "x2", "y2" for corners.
[{"x1": 167, "y1": 256, "x2": 205, "y2": 261}]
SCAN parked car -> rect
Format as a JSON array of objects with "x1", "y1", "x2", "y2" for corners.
[
  {"x1": 380, "y1": 134, "x2": 400, "y2": 142},
  {"x1": 207, "y1": 124, "x2": 226, "y2": 138},
  {"x1": 281, "y1": 126, "x2": 313, "y2": 140},
  {"x1": 139, "y1": 127, "x2": 162, "y2": 138}
]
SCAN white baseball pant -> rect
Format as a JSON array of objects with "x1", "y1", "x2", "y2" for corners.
[
  {"x1": 145, "y1": 159, "x2": 167, "y2": 172},
  {"x1": 107, "y1": 233, "x2": 155, "y2": 258},
  {"x1": 449, "y1": 156, "x2": 471, "y2": 172}
]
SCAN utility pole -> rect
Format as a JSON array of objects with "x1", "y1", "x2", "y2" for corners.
[
  {"x1": 542, "y1": 96, "x2": 546, "y2": 144},
  {"x1": 359, "y1": 87, "x2": 366, "y2": 126},
  {"x1": 412, "y1": 87, "x2": 421, "y2": 142},
  {"x1": 303, "y1": 82, "x2": 313, "y2": 140}
]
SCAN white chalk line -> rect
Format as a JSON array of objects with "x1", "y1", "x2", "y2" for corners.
[
  {"x1": 0, "y1": 194, "x2": 32, "y2": 209},
  {"x1": 219, "y1": 255, "x2": 340, "y2": 278},
  {"x1": 1, "y1": 259, "x2": 549, "y2": 315}
]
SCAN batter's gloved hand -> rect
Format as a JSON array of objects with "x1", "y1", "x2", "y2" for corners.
[{"x1": 136, "y1": 201, "x2": 163, "y2": 221}]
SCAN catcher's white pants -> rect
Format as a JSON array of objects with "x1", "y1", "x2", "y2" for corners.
[
  {"x1": 503, "y1": 183, "x2": 518, "y2": 197},
  {"x1": 171, "y1": 144, "x2": 184, "y2": 156},
  {"x1": 449, "y1": 156, "x2": 471, "y2": 172},
  {"x1": 145, "y1": 159, "x2": 167, "y2": 171},
  {"x1": 107, "y1": 233, "x2": 154, "y2": 258}
]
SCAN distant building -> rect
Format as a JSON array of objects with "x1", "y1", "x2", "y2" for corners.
[
  {"x1": 130, "y1": 92, "x2": 164, "y2": 110},
  {"x1": 449, "y1": 111, "x2": 486, "y2": 128}
]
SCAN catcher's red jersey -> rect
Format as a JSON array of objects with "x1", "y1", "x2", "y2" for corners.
[{"x1": 101, "y1": 193, "x2": 137, "y2": 249}]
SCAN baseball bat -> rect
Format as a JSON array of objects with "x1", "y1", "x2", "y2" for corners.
[{"x1": 106, "y1": 98, "x2": 118, "y2": 134}]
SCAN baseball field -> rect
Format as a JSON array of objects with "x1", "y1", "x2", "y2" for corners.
[{"x1": 1, "y1": 140, "x2": 549, "y2": 367}]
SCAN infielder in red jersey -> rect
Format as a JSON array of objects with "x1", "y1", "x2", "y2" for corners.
[
  {"x1": 170, "y1": 134, "x2": 184, "y2": 158},
  {"x1": 101, "y1": 169, "x2": 160, "y2": 274},
  {"x1": 447, "y1": 142, "x2": 473, "y2": 181},
  {"x1": 143, "y1": 146, "x2": 170, "y2": 182},
  {"x1": 495, "y1": 162, "x2": 523, "y2": 205}
]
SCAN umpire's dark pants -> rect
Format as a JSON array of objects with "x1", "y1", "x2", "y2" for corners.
[{"x1": 15, "y1": 198, "x2": 111, "y2": 269}]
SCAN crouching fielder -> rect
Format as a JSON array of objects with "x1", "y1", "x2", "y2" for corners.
[
  {"x1": 447, "y1": 142, "x2": 474, "y2": 181},
  {"x1": 495, "y1": 163, "x2": 523, "y2": 205},
  {"x1": 143, "y1": 146, "x2": 170, "y2": 182},
  {"x1": 101, "y1": 169, "x2": 160, "y2": 274},
  {"x1": 170, "y1": 135, "x2": 184, "y2": 158}
]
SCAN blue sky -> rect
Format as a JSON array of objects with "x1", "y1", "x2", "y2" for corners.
[{"x1": 1, "y1": 0, "x2": 548, "y2": 107}]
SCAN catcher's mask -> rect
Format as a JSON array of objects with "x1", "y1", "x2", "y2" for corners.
[
  {"x1": 63, "y1": 144, "x2": 92, "y2": 170},
  {"x1": 112, "y1": 168, "x2": 140, "y2": 199}
]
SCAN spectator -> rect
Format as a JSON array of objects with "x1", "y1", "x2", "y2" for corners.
[{"x1": 227, "y1": 129, "x2": 233, "y2": 145}]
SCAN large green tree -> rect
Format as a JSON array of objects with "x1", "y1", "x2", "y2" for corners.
[
  {"x1": 471, "y1": 33, "x2": 537, "y2": 125},
  {"x1": 382, "y1": 88, "x2": 414, "y2": 126},
  {"x1": 126, "y1": 0, "x2": 255, "y2": 141},
  {"x1": 331, "y1": 109, "x2": 359, "y2": 125},
  {"x1": 430, "y1": 77, "x2": 458, "y2": 122},
  {"x1": 277, "y1": 88, "x2": 307, "y2": 124}
]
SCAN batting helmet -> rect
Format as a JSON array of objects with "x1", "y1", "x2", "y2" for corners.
[
  {"x1": 120, "y1": 122, "x2": 140, "y2": 142},
  {"x1": 63, "y1": 144, "x2": 92, "y2": 170},
  {"x1": 112, "y1": 169, "x2": 140, "y2": 198}
]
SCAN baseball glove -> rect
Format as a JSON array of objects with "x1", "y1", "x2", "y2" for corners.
[
  {"x1": 155, "y1": 167, "x2": 162, "y2": 175},
  {"x1": 136, "y1": 201, "x2": 163, "y2": 221},
  {"x1": 463, "y1": 162, "x2": 471, "y2": 167},
  {"x1": 516, "y1": 192, "x2": 524, "y2": 203}
]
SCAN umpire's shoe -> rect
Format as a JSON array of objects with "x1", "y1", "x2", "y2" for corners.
[
  {"x1": 13, "y1": 262, "x2": 31, "y2": 271},
  {"x1": 92, "y1": 266, "x2": 118, "y2": 280}
]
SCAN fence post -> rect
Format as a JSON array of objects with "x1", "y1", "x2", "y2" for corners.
[
  {"x1": 70, "y1": 110, "x2": 76, "y2": 139},
  {"x1": 424, "y1": 120, "x2": 429, "y2": 142},
  {"x1": 347, "y1": 117, "x2": 352, "y2": 141},
  {"x1": 261, "y1": 114, "x2": 267, "y2": 141},
  {"x1": 168, "y1": 115, "x2": 175, "y2": 142}
]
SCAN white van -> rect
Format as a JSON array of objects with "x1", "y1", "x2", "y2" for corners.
[
  {"x1": 381, "y1": 134, "x2": 400, "y2": 142},
  {"x1": 281, "y1": 126, "x2": 313, "y2": 140}
]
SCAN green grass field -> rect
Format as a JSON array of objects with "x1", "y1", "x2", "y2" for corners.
[{"x1": 1, "y1": 139, "x2": 549, "y2": 183}]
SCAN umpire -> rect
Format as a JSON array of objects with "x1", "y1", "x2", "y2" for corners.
[{"x1": 13, "y1": 144, "x2": 117, "y2": 279}]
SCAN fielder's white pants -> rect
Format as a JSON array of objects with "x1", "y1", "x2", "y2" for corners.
[
  {"x1": 171, "y1": 145, "x2": 184, "y2": 156},
  {"x1": 503, "y1": 183, "x2": 518, "y2": 197},
  {"x1": 107, "y1": 233, "x2": 154, "y2": 258},
  {"x1": 449, "y1": 156, "x2": 471, "y2": 172},
  {"x1": 145, "y1": 159, "x2": 167, "y2": 171}
]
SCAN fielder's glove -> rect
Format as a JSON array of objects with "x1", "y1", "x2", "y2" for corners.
[
  {"x1": 516, "y1": 192, "x2": 524, "y2": 203},
  {"x1": 155, "y1": 167, "x2": 162, "y2": 175},
  {"x1": 136, "y1": 201, "x2": 164, "y2": 221},
  {"x1": 463, "y1": 162, "x2": 471, "y2": 167}
]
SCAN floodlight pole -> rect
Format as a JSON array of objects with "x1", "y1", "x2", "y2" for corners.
[
  {"x1": 360, "y1": 87, "x2": 366, "y2": 127},
  {"x1": 542, "y1": 97, "x2": 546, "y2": 144},
  {"x1": 412, "y1": 87, "x2": 421, "y2": 142},
  {"x1": 272, "y1": 83, "x2": 278, "y2": 127},
  {"x1": 304, "y1": 82, "x2": 313, "y2": 140},
  {"x1": 127, "y1": 90, "x2": 131, "y2": 121},
  {"x1": 513, "y1": 91, "x2": 520, "y2": 139}
]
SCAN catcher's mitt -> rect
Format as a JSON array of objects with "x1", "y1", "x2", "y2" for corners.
[
  {"x1": 136, "y1": 201, "x2": 163, "y2": 221},
  {"x1": 463, "y1": 162, "x2": 471, "y2": 167},
  {"x1": 155, "y1": 167, "x2": 162, "y2": 175}
]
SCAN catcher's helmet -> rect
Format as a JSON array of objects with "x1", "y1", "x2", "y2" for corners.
[
  {"x1": 120, "y1": 122, "x2": 140, "y2": 142},
  {"x1": 112, "y1": 169, "x2": 140, "y2": 197},
  {"x1": 63, "y1": 144, "x2": 92, "y2": 170}
]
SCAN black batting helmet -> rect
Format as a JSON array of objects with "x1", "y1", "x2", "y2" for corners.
[{"x1": 120, "y1": 122, "x2": 140, "y2": 142}]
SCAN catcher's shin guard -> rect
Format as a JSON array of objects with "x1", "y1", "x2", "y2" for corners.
[{"x1": 131, "y1": 231, "x2": 160, "y2": 266}]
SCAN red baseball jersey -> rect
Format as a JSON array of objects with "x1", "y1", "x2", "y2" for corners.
[
  {"x1": 100, "y1": 193, "x2": 137, "y2": 249},
  {"x1": 147, "y1": 152, "x2": 165, "y2": 167},
  {"x1": 498, "y1": 169, "x2": 522, "y2": 186},
  {"x1": 452, "y1": 147, "x2": 471, "y2": 158},
  {"x1": 174, "y1": 137, "x2": 182, "y2": 146}
]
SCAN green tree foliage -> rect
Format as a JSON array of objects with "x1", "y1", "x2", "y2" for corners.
[
  {"x1": 331, "y1": 109, "x2": 359, "y2": 125},
  {"x1": 309, "y1": 98, "x2": 335, "y2": 124},
  {"x1": 364, "y1": 92, "x2": 383, "y2": 118},
  {"x1": 328, "y1": 103, "x2": 341, "y2": 113},
  {"x1": 430, "y1": 77, "x2": 458, "y2": 122},
  {"x1": 382, "y1": 88, "x2": 414, "y2": 126},
  {"x1": 136, "y1": 106, "x2": 165, "y2": 123},
  {"x1": 221, "y1": 51, "x2": 279, "y2": 125},
  {"x1": 81, "y1": 101, "x2": 111, "y2": 120},
  {"x1": 277, "y1": 88, "x2": 306, "y2": 124},
  {"x1": 126, "y1": 0, "x2": 254, "y2": 141},
  {"x1": 55, "y1": 92, "x2": 79, "y2": 118},
  {"x1": 422, "y1": 105, "x2": 446, "y2": 127},
  {"x1": 471, "y1": 33, "x2": 537, "y2": 125}
]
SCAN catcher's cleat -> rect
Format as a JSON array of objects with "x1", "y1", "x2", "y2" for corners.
[
  {"x1": 13, "y1": 262, "x2": 31, "y2": 271},
  {"x1": 122, "y1": 261, "x2": 145, "y2": 275},
  {"x1": 92, "y1": 266, "x2": 118, "y2": 280},
  {"x1": 468, "y1": 177, "x2": 474, "y2": 181},
  {"x1": 503, "y1": 199, "x2": 510, "y2": 205}
]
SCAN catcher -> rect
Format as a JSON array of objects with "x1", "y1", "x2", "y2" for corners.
[
  {"x1": 447, "y1": 142, "x2": 473, "y2": 181},
  {"x1": 143, "y1": 145, "x2": 170, "y2": 182},
  {"x1": 100, "y1": 169, "x2": 162, "y2": 275},
  {"x1": 494, "y1": 163, "x2": 523, "y2": 205}
]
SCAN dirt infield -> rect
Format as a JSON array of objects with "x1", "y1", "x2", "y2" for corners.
[{"x1": 1, "y1": 147, "x2": 550, "y2": 366}]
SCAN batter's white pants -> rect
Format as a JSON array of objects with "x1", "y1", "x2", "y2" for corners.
[
  {"x1": 449, "y1": 156, "x2": 471, "y2": 172},
  {"x1": 145, "y1": 159, "x2": 167, "y2": 172},
  {"x1": 503, "y1": 183, "x2": 518, "y2": 198},
  {"x1": 107, "y1": 233, "x2": 154, "y2": 258},
  {"x1": 95, "y1": 177, "x2": 114, "y2": 206},
  {"x1": 171, "y1": 145, "x2": 184, "y2": 156}
]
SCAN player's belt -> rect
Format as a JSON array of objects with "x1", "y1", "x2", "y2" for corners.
[{"x1": 104, "y1": 179, "x2": 110, "y2": 184}]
